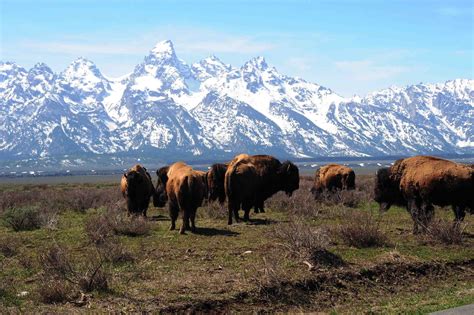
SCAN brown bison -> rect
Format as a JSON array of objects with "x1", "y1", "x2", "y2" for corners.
[
  {"x1": 310, "y1": 164, "x2": 355, "y2": 197},
  {"x1": 225, "y1": 154, "x2": 300, "y2": 225},
  {"x1": 374, "y1": 156, "x2": 474, "y2": 233},
  {"x1": 153, "y1": 162, "x2": 208, "y2": 234},
  {"x1": 207, "y1": 163, "x2": 228, "y2": 204},
  {"x1": 120, "y1": 164, "x2": 154, "y2": 216}
]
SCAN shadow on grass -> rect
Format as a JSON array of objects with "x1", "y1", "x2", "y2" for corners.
[
  {"x1": 245, "y1": 218, "x2": 278, "y2": 226},
  {"x1": 148, "y1": 215, "x2": 169, "y2": 222},
  {"x1": 193, "y1": 227, "x2": 240, "y2": 237}
]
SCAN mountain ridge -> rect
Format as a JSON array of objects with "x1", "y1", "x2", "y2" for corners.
[{"x1": 0, "y1": 40, "x2": 472, "y2": 165}]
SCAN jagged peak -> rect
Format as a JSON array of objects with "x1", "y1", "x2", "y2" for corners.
[
  {"x1": 30, "y1": 62, "x2": 53, "y2": 73},
  {"x1": 61, "y1": 57, "x2": 103, "y2": 82},
  {"x1": 0, "y1": 61, "x2": 24, "y2": 72},
  {"x1": 150, "y1": 40, "x2": 176, "y2": 58},
  {"x1": 243, "y1": 56, "x2": 268, "y2": 71}
]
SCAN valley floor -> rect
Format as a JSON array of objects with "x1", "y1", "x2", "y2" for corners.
[{"x1": 1, "y1": 176, "x2": 473, "y2": 313}]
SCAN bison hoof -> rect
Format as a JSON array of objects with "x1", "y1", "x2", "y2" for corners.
[
  {"x1": 179, "y1": 228, "x2": 186, "y2": 235},
  {"x1": 169, "y1": 225, "x2": 175, "y2": 231}
]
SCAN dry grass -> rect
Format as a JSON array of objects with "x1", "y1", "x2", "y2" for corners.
[
  {"x1": 336, "y1": 211, "x2": 388, "y2": 248},
  {"x1": 200, "y1": 200, "x2": 228, "y2": 220},
  {"x1": 0, "y1": 186, "x2": 122, "y2": 215},
  {"x1": 40, "y1": 244, "x2": 110, "y2": 295},
  {"x1": 426, "y1": 219, "x2": 466, "y2": 245},
  {"x1": 1, "y1": 206, "x2": 47, "y2": 231},
  {"x1": 109, "y1": 213, "x2": 151, "y2": 237},
  {"x1": 0, "y1": 235, "x2": 19, "y2": 257},
  {"x1": 273, "y1": 219, "x2": 344, "y2": 267},
  {"x1": 38, "y1": 280, "x2": 71, "y2": 304}
]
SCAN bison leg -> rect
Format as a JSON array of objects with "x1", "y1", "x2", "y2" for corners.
[
  {"x1": 190, "y1": 207, "x2": 197, "y2": 232},
  {"x1": 254, "y1": 200, "x2": 264, "y2": 213},
  {"x1": 407, "y1": 199, "x2": 420, "y2": 234},
  {"x1": 453, "y1": 205, "x2": 466, "y2": 225},
  {"x1": 419, "y1": 202, "x2": 434, "y2": 233},
  {"x1": 180, "y1": 211, "x2": 191, "y2": 235},
  {"x1": 243, "y1": 200, "x2": 253, "y2": 222},
  {"x1": 142, "y1": 196, "x2": 151, "y2": 217},
  {"x1": 228, "y1": 201, "x2": 240, "y2": 225},
  {"x1": 169, "y1": 203, "x2": 179, "y2": 231}
]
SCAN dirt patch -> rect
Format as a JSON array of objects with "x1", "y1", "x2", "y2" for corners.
[{"x1": 156, "y1": 259, "x2": 474, "y2": 313}]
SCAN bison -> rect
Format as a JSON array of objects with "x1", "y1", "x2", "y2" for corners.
[
  {"x1": 153, "y1": 162, "x2": 208, "y2": 234},
  {"x1": 120, "y1": 164, "x2": 154, "y2": 216},
  {"x1": 225, "y1": 154, "x2": 299, "y2": 225},
  {"x1": 207, "y1": 163, "x2": 228, "y2": 204},
  {"x1": 374, "y1": 155, "x2": 474, "y2": 234},
  {"x1": 310, "y1": 164, "x2": 355, "y2": 197}
]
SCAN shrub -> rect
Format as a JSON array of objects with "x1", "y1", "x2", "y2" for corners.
[
  {"x1": 38, "y1": 279, "x2": 71, "y2": 304},
  {"x1": 99, "y1": 238, "x2": 135, "y2": 264},
  {"x1": 40, "y1": 245, "x2": 110, "y2": 295},
  {"x1": 273, "y1": 219, "x2": 344, "y2": 267},
  {"x1": 1, "y1": 206, "x2": 44, "y2": 231},
  {"x1": 200, "y1": 201, "x2": 227, "y2": 219},
  {"x1": 273, "y1": 219, "x2": 330, "y2": 255},
  {"x1": 84, "y1": 214, "x2": 114, "y2": 245},
  {"x1": 0, "y1": 236, "x2": 19, "y2": 257},
  {"x1": 110, "y1": 214, "x2": 151, "y2": 237},
  {"x1": 336, "y1": 211, "x2": 388, "y2": 248},
  {"x1": 426, "y1": 219, "x2": 465, "y2": 245}
]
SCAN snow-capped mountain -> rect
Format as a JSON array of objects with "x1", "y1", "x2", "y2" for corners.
[{"x1": 1, "y1": 40, "x2": 472, "y2": 164}]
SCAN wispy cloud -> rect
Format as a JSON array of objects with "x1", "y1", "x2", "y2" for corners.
[
  {"x1": 19, "y1": 26, "x2": 277, "y2": 58},
  {"x1": 334, "y1": 60, "x2": 410, "y2": 81}
]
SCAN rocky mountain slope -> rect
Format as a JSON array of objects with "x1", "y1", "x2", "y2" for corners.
[{"x1": 1, "y1": 40, "x2": 472, "y2": 163}]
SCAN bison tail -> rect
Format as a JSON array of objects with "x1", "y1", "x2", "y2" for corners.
[
  {"x1": 177, "y1": 176, "x2": 192, "y2": 212},
  {"x1": 225, "y1": 163, "x2": 239, "y2": 200}
]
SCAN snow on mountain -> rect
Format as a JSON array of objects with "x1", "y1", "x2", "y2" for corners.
[{"x1": 0, "y1": 40, "x2": 472, "y2": 163}]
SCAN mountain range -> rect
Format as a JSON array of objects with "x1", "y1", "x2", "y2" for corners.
[{"x1": 1, "y1": 40, "x2": 472, "y2": 167}]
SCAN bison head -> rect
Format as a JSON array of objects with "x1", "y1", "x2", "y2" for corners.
[
  {"x1": 208, "y1": 163, "x2": 227, "y2": 203},
  {"x1": 374, "y1": 167, "x2": 404, "y2": 212},
  {"x1": 153, "y1": 166, "x2": 169, "y2": 207},
  {"x1": 280, "y1": 161, "x2": 300, "y2": 197},
  {"x1": 124, "y1": 170, "x2": 144, "y2": 197}
]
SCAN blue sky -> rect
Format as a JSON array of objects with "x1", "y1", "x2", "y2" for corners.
[{"x1": 1, "y1": 0, "x2": 472, "y2": 96}]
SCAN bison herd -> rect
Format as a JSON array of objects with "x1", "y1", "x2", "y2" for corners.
[{"x1": 121, "y1": 154, "x2": 473, "y2": 235}]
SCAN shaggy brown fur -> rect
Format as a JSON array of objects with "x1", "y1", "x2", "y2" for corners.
[
  {"x1": 207, "y1": 163, "x2": 228, "y2": 204},
  {"x1": 154, "y1": 162, "x2": 208, "y2": 234},
  {"x1": 120, "y1": 164, "x2": 154, "y2": 216},
  {"x1": 225, "y1": 154, "x2": 299, "y2": 225},
  {"x1": 375, "y1": 156, "x2": 474, "y2": 233},
  {"x1": 310, "y1": 164, "x2": 355, "y2": 197}
]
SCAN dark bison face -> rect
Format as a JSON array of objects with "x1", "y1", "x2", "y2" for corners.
[
  {"x1": 208, "y1": 164, "x2": 227, "y2": 203},
  {"x1": 153, "y1": 166, "x2": 169, "y2": 207},
  {"x1": 124, "y1": 171, "x2": 143, "y2": 196},
  {"x1": 281, "y1": 161, "x2": 300, "y2": 197},
  {"x1": 374, "y1": 167, "x2": 403, "y2": 212}
]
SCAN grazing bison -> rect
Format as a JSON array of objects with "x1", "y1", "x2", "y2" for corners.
[
  {"x1": 375, "y1": 156, "x2": 474, "y2": 233},
  {"x1": 120, "y1": 164, "x2": 154, "y2": 216},
  {"x1": 153, "y1": 162, "x2": 208, "y2": 234},
  {"x1": 225, "y1": 154, "x2": 300, "y2": 225},
  {"x1": 207, "y1": 163, "x2": 228, "y2": 204},
  {"x1": 310, "y1": 164, "x2": 355, "y2": 197}
]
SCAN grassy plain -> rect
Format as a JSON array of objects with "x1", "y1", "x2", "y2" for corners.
[{"x1": 0, "y1": 176, "x2": 473, "y2": 313}]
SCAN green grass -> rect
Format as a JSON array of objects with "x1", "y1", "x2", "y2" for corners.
[{"x1": 1, "y1": 179, "x2": 473, "y2": 312}]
